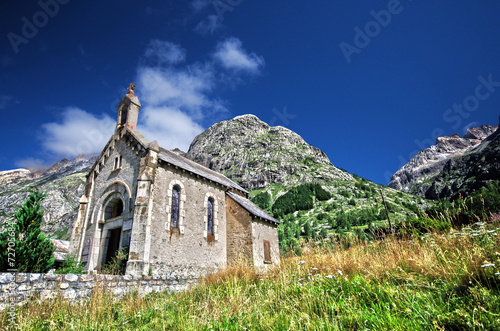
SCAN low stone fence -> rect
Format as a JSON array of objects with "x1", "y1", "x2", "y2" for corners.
[{"x1": 0, "y1": 270, "x2": 201, "y2": 311}]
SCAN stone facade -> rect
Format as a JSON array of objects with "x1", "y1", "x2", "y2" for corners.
[
  {"x1": 70, "y1": 86, "x2": 280, "y2": 277},
  {"x1": 0, "y1": 271, "x2": 199, "y2": 311},
  {"x1": 226, "y1": 194, "x2": 253, "y2": 265}
]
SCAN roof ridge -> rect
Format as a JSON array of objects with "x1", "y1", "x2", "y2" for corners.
[{"x1": 158, "y1": 147, "x2": 248, "y2": 194}]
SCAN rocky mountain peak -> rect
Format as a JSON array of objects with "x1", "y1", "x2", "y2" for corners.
[
  {"x1": 388, "y1": 124, "x2": 498, "y2": 196},
  {"x1": 464, "y1": 125, "x2": 498, "y2": 140},
  {"x1": 186, "y1": 114, "x2": 350, "y2": 191}
]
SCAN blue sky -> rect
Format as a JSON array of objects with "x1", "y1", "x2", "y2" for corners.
[{"x1": 0, "y1": 0, "x2": 499, "y2": 185}]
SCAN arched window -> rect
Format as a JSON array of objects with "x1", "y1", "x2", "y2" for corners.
[
  {"x1": 112, "y1": 199, "x2": 123, "y2": 218},
  {"x1": 171, "y1": 185, "x2": 181, "y2": 228},
  {"x1": 104, "y1": 197, "x2": 124, "y2": 221},
  {"x1": 207, "y1": 197, "x2": 214, "y2": 242}
]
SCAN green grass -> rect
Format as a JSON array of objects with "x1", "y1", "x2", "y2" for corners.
[{"x1": 3, "y1": 219, "x2": 499, "y2": 330}]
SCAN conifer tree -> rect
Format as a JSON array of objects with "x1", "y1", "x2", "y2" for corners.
[{"x1": 0, "y1": 187, "x2": 55, "y2": 272}]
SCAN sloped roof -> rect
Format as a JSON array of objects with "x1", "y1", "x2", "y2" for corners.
[
  {"x1": 89, "y1": 127, "x2": 247, "y2": 194},
  {"x1": 226, "y1": 192, "x2": 279, "y2": 225},
  {"x1": 158, "y1": 147, "x2": 247, "y2": 193}
]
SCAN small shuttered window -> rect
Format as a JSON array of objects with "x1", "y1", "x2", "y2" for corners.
[{"x1": 264, "y1": 240, "x2": 271, "y2": 264}]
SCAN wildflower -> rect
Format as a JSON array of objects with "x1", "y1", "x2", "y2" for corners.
[
  {"x1": 298, "y1": 261, "x2": 305, "y2": 265},
  {"x1": 155, "y1": 307, "x2": 159, "y2": 310},
  {"x1": 292, "y1": 274, "x2": 296, "y2": 277},
  {"x1": 481, "y1": 263, "x2": 495, "y2": 268},
  {"x1": 337, "y1": 270, "x2": 343, "y2": 276},
  {"x1": 312, "y1": 268, "x2": 318, "y2": 271},
  {"x1": 326, "y1": 275, "x2": 333, "y2": 279}
]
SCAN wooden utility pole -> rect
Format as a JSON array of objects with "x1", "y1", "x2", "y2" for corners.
[{"x1": 379, "y1": 189, "x2": 393, "y2": 231}]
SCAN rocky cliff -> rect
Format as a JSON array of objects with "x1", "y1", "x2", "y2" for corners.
[
  {"x1": 0, "y1": 155, "x2": 97, "y2": 239},
  {"x1": 388, "y1": 125, "x2": 498, "y2": 197},
  {"x1": 424, "y1": 122, "x2": 500, "y2": 200},
  {"x1": 185, "y1": 114, "x2": 352, "y2": 191}
]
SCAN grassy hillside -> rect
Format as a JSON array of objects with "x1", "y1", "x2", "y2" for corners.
[
  {"x1": 2, "y1": 210, "x2": 499, "y2": 330},
  {"x1": 249, "y1": 176, "x2": 431, "y2": 254}
]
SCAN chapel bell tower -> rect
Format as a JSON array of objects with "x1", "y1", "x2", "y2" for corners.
[{"x1": 116, "y1": 83, "x2": 141, "y2": 131}]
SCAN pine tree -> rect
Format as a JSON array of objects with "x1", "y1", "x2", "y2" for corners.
[{"x1": 0, "y1": 187, "x2": 55, "y2": 272}]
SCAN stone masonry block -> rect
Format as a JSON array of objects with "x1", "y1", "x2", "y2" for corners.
[
  {"x1": 65, "y1": 274, "x2": 79, "y2": 282},
  {"x1": 29, "y1": 274, "x2": 42, "y2": 282},
  {"x1": 15, "y1": 273, "x2": 28, "y2": 283},
  {"x1": 0, "y1": 273, "x2": 15, "y2": 284}
]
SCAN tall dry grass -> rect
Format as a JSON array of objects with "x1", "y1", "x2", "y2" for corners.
[{"x1": 2, "y1": 223, "x2": 499, "y2": 330}]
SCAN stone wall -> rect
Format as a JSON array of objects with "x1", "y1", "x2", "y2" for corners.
[
  {"x1": 226, "y1": 195, "x2": 253, "y2": 265},
  {"x1": 0, "y1": 269, "x2": 200, "y2": 311},
  {"x1": 251, "y1": 218, "x2": 280, "y2": 268},
  {"x1": 148, "y1": 164, "x2": 228, "y2": 271}
]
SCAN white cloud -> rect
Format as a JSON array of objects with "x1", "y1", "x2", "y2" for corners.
[
  {"x1": 138, "y1": 65, "x2": 220, "y2": 120},
  {"x1": 133, "y1": 38, "x2": 265, "y2": 150},
  {"x1": 136, "y1": 43, "x2": 225, "y2": 150},
  {"x1": 195, "y1": 15, "x2": 221, "y2": 35},
  {"x1": 14, "y1": 158, "x2": 48, "y2": 170},
  {"x1": 138, "y1": 106, "x2": 204, "y2": 151},
  {"x1": 214, "y1": 37, "x2": 264, "y2": 74},
  {"x1": 36, "y1": 38, "x2": 265, "y2": 159},
  {"x1": 143, "y1": 40, "x2": 186, "y2": 66},
  {"x1": 40, "y1": 107, "x2": 115, "y2": 158}
]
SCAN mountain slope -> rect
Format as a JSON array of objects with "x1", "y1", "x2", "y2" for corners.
[
  {"x1": 186, "y1": 114, "x2": 428, "y2": 245},
  {"x1": 388, "y1": 125, "x2": 498, "y2": 196},
  {"x1": 424, "y1": 122, "x2": 500, "y2": 200},
  {"x1": 0, "y1": 155, "x2": 96, "y2": 239},
  {"x1": 186, "y1": 114, "x2": 352, "y2": 191}
]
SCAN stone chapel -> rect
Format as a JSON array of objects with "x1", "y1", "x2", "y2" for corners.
[{"x1": 69, "y1": 85, "x2": 280, "y2": 276}]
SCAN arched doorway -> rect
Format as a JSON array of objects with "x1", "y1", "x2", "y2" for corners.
[{"x1": 101, "y1": 197, "x2": 125, "y2": 271}]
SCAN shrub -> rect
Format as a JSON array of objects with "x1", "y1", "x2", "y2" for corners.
[
  {"x1": 251, "y1": 191, "x2": 271, "y2": 211},
  {"x1": 317, "y1": 213, "x2": 327, "y2": 221},
  {"x1": 55, "y1": 254, "x2": 85, "y2": 274},
  {"x1": 101, "y1": 248, "x2": 128, "y2": 275},
  {"x1": 402, "y1": 216, "x2": 451, "y2": 235},
  {"x1": 338, "y1": 189, "x2": 350, "y2": 198},
  {"x1": 272, "y1": 183, "x2": 331, "y2": 218}
]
